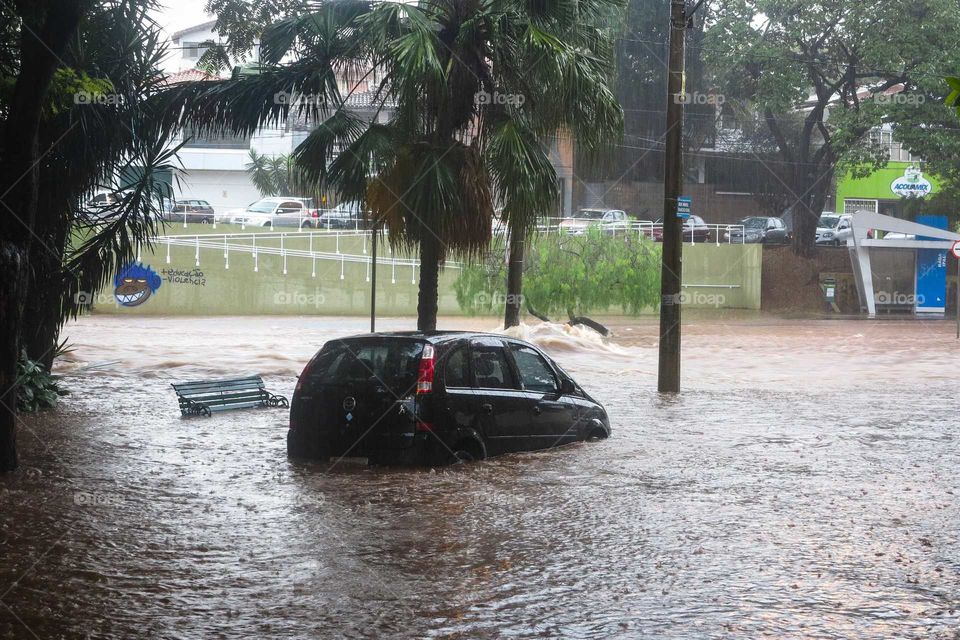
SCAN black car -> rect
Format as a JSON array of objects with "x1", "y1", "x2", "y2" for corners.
[
  {"x1": 724, "y1": 216, "x2": 790, "y2": 244},
  {"x1": 162, "y1": 199, "x2": 216, "y2": 223},
  {"x1": 287, "y1": 332, "x2": 610, "y2": 465},
  {"x1": 319, "y1": 201, "x2": 368, "y2": 229}
]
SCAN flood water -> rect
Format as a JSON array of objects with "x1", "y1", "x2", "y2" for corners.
[{"x1": 2, "y1": 314, "x2": 959, "y2": 638}]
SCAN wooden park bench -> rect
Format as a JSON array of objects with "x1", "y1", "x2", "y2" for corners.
[{"x1": 172, "y1": 375, "x2": 289, "y2": 417}]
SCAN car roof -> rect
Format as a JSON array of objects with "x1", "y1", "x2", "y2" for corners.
[
  {"x1": 256, "y1": 197, "x2": 311, "y2": 203},
  {"x1": 331, "y1": 331, "x2": 532, "y2": 346}
]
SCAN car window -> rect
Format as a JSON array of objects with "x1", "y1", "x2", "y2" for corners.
[
  {"x1": 315, "y1": 340, "x2": 424, "y2": 393},
  {"x1": 279, "y1": 201, "x2": 303, "y2": 213},
  {"x1": 471, "y1": 348, "x2": 516, "y2": 390},
  {"x1": 443, "y1": 347, "x2": 470, "y2": 388},
  {"x1": 510, "y1": 346, "x2": 557, "y2": 393}
]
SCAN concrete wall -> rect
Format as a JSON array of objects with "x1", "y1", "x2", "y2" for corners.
[{"x1": 91, "y1": 229, "x2": 761, "y2": 316}]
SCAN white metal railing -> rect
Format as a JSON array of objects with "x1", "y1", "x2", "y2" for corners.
[
  {"x1": 143, "y1": 231, "x2": 463, "y2": 283},
  {"x1": 144, "y1": 218, "x2": 750, "y2": 278},
  {"x1": 533, "y1": 219, "x2": 746, "y2": 245},
  {"x1": 163, "y1": 211, "x2": 370, "y2": 232}
]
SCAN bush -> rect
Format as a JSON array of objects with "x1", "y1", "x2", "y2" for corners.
[
  {"x1": 455, "y1": 228, "x2": 662, "y2": 317},
  {"x1": 16, "y1": 350, "x2": 66, "y2": 412}
]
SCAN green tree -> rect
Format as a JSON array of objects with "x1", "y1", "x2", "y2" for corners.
[
  {"x1": 0, "y1": 0, "x2": 182, "y2": 472},
  {"x1": 245, "y1": 149, "x2": 305, "y2": 197},
  {"x1": 705, "y1": 0, "x2": 960, "y2": 255},
  {"x1": 175, "y1": 0, "x2": 623, "y2": 331}
]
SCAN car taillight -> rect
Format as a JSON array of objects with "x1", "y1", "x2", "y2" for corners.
[{"x1": 416, "y1": 345, "x2": 435, "y2": 394}]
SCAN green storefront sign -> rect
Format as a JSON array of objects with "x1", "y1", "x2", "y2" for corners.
[{"x1": 835, "y1": 162, "x2": 940, "y2": 217}]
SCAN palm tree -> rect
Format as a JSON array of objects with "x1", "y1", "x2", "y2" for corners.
[
  {"x1": 245, "y1": 149, "x2": 307, "y2": 197},
  {"x1": 166, "y1": 0, "x2": 624, "y2": 330},
  {"x1": 1, "y1": 0, "x2": 180, "y2": 472}
]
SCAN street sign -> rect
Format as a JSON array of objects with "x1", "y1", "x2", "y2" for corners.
[
  {"x1": 676, "y1": 196, "x2": 691, "y2": 219},
  {"x1": 952, "y1": 240, "x2": 960, "y2": 340}
]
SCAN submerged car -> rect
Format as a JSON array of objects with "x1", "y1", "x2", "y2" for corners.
[{"x1": 287, "y1": 332, "x2": 610, "y2": 466}]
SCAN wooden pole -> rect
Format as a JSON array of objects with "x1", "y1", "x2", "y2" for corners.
[{"x1": 657, "y1": 0, "x2": 687, "y2": 393}]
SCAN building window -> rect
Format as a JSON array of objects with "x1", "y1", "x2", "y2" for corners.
[
  {"x1": 182, "y1": 41, "x2": 209, "y2": 60},
  {"x1": 181, "y1": 125, "x2": 250, "y2": 150},
  {"x1": 844, "y1": 199, "x2": 878, "y2": 215}
]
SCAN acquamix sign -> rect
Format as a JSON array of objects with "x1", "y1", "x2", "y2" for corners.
[{"x1": 890, "y1": 166, "x2": 932, "y2": 198}]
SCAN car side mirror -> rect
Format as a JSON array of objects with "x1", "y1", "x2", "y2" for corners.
[{"x1": 559, "y1": 378, "x2": 576, "y2": 395}]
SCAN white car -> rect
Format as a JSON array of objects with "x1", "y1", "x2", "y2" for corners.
[
  {"x1": 816, "y1": 213, "x2": 842, "y2": 245},
  {"x1": 833, "y1": 214, "x2": 876, "y2": 244},
  {"x1": 225, "y1": 197, "x2": 319, "y2": 227},
  {"x1": 559, "y1": 208, "x2": 630, "y2": 235}
]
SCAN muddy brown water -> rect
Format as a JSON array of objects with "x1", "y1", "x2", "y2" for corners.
[{"x1": 1, "y1": 315, "x2": 959, "y2": 638}]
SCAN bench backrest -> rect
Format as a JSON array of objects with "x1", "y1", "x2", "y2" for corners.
[{"x1": 172, "y1": 376, "x2": 267, "y2": 409}]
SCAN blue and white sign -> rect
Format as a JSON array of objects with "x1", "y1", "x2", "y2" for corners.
[
  {"x1": 915, "y1": 215, "x2": 947, "y2": 315},
  {"x1": 891, "y1": 166, "x2": 932, "y2": 199},
  {"x1": 676, "y1": 196, "x2": 692, "y2": 219}
]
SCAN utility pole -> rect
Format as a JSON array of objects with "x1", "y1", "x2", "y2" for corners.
[{"x1": 657, "y1": 0, "x2": 688, "y2": 392}]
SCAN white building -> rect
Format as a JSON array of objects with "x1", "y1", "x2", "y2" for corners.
[{"x1": 163, "y1": 19, "x2": 572, "y2": 216}]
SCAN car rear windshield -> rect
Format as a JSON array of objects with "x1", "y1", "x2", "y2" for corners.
[
  {"x1": 572, "y1": 209, "x2": 604, "y2": 219},
  {"x1": 311, "y1": 339, "x2": 425, "y2": 394}
]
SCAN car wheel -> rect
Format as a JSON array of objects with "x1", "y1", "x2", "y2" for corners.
[
  {"x1": 586, "y1": 426, "x2": 608, "y2": 442},
  {"x1": 450, "y1": 439, "x2": 483, "y2": 465}
]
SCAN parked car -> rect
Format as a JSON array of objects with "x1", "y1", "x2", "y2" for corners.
[
  {"x1": 287, "y1": 332, "x2": 611, "y2": 466},
  {"x1": 833, "y1": 214, "x2": 874, "y2": 244},
  {"x1": 559, "y1": 208, "x2": 630, "y2": 235},
  {"x1": 81, "y1": 189, "x2": 157, "y2": 223},
  {"x1": 816, "y1": 213, "x2": 842, "y2": 245},
  {"x1": 226, "y1": 197, "x2": 319, "y2": 227},
  {"x1": 319, "y1": 201, "x2": 368, "y2": 229},
  {"x1": 650, "y1": 215, "x2": 710, "y2": 242},
  {"x1": 881, "y1": 232, "x2": 915, "y2": 241},
  {"x1": 724, "y1": 216, "x2": 789, "y2": 244},
  {"x1": 161, "y1": 199, "x2": 215, "y2": 224}
]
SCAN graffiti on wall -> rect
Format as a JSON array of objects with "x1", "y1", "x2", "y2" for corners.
[{"x1": 114, "y1": 262, "x2": 162, "y2": 307}]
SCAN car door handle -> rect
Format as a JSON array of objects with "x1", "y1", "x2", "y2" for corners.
[
  {"x1": 532, "y1": 405, "x2": 541, "y2": 416},
  {"x1": 481, "y1": 403, "x2": 493, "y2": 414}
]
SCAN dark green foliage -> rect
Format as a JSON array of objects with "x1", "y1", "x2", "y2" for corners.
[
  {"x1": 455, "y1": 228, "x2": 661, "y2": 317},
  {"x1": 16, "y1": 351, "x2": 66, "y2": 413}
]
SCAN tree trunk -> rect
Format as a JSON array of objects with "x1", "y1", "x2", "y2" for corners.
[
  {"x1": 0, "y1": 1, "x2": 87, "y2": 472},
  {"x1": 503, "y1": 230, "x2": 524, "y2": 329},
  {"x1": 0, "y1": 244, "x2": 27, "y2": 473},
  {"x1": 790, "y1": 171, "x2": 831, "y2": 258},
  {"x1": 23, "y1": 206, "x2": 68, "y2": 369},
  {"x1": 417, "y1": 237, "x2": 441, "y2": 332}
]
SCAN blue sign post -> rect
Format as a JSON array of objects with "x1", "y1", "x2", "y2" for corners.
[
  {"x1": 676, "y1": 196, "x2": 691, "y2": 220},
  {"x1": 915, "y1": 215, "x2": 948, "y2": 315}
]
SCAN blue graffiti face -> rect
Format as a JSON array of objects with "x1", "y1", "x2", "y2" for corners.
[{"x1": 114, "y1": 262, "x2": 162, "y2": 307}]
